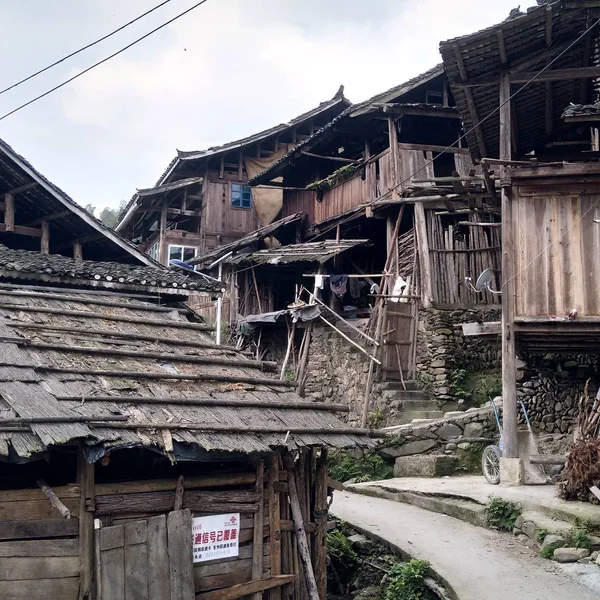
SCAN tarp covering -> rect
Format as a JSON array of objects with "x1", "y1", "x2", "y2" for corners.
[
  {"x1": 245, "y1": 147, "x2": 293, "y2": 226},
  {"x1": 238, "y1": 305, "x2": 321, "y2": 331}
]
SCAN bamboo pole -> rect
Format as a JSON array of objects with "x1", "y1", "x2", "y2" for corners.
[
  {"x1": 280, "y1": 319, "x2": 296, "y2": 380},
  {"x1": 318, "y1": 316, "x2": 381, "y2": 364},
  {"x1": 284, "y1": 456, "x2": 319, "y2": 600},
  {"x1": 360, "y1": 205, "x2": 405, "y2": 427},
  {"x1": 36, "y1": 479, "x2": 71, "y2": 519}
]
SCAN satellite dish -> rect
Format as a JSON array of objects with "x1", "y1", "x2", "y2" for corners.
[
  {"x1": 475, "y1": 268, "x2": 494, "y2": 292},
  {"x1": 465, "y1": 268, "x2": 502, "y2": 294}
]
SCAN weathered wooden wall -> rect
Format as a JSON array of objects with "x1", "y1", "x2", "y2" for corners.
[
  {"x1": 203, "y1": 178, "x2": 260, "y2": 252},
  {"x1": 0, "y1": 485, "x2": 81, "y2": 600},
  {"x1": 512, "y1": 180, "x2": 600, "y2": 317}
]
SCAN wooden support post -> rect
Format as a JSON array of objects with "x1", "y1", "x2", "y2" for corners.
[
  {"x1": 174, "y1": 475, "x2": 184, "y2": 511},
  {"x1": 40, "y1": 220, "x2": 50, "y2": 254},
  {"x1": 387, "y1": 117, "x2": 400, "y2": 197},
  {"x1": 499, "y1": 73, "x2": 518, "y2": 459},
  {"x1": 77, "y1": 446, "x2": 95, "y2": 600},
  {"x1": 414, "y1": 203, "x2": 433, "y2": 308},
  {"x1": 251, "y1": 461, "x2": 265, "y2": 600},
  {"x1": 267, "y1": 455, "x2": 282, "y2": 600},
  {"x1": 36, "y1": 478, "x2": 71, "y2": 518},
  {"x1": 159, "y1": 200, "x2": 168, "y2": 265},
  {"x1": 313, "y1": 448, "x2": 328, "y2": 600},
  {"x1": 73, "y1": 240, "x2": 83, "y2": 262},
  {"x1": 219, "y1": 155, "x2": 225, "y2": 179},
  {"x1": 4, "y1": 193, "x2": 14, "y2": 232},
  {"x1": 284, "y1": 456, "x2": 319, "y2": 600},
  {"x1": 238, "y1": 151, "x2": 244, "y2": 180}
]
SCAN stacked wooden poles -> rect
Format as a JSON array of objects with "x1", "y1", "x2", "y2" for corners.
[{"x1": 361, "y1": 205, "x2": 405, "y2": 428}]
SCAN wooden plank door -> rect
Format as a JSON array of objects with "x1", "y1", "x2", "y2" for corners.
[
  {"x1": 382, "y1": 300, "x2": 415, "y2": 380},
  {"x1": 96, "y1": 510, "x2": 194, "y2": 600}
]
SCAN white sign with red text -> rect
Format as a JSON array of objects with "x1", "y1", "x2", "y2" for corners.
[{"x1": 192, "y1": 513, "x2": 240, "y2": 563}]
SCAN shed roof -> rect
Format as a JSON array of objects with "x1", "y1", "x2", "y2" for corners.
[
  {"x1": 0, "y1": 137, "x2": 158, "y2": 266},
  {"x1": 249, "y1": 65, "x2": 446, "y2": 185},
  {"x1": 0, "y1": 244, "x2": 222, "y2": 295},
  {"x1": 190, "y1": 212, "x2": 304, "y2": 267},
  {"x1": 229, "y1": 239, "x2": 370, "y2": 266},
  {"x1": 439, "y1": 2, "x2": 593, "y2": 160},
  {"x1": 0, "y1": 287, "x2": 372, "y2": 462}
]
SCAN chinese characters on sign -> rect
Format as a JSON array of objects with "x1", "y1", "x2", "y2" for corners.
[{"x1": 192, "y1": 513, "x2": 240, "y2": 563}]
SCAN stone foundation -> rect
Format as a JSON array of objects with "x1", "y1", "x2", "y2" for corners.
[
  {"x1": 415, "y1": 307, "x2": 501, "y2": 404},
  {"x1": 517, "y1": 353, "x2": 600, "y2": 434}
]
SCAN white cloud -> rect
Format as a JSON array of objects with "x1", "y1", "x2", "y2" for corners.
[{"x1": 0, "y1": 0, "x2": 537, "y2": 210}]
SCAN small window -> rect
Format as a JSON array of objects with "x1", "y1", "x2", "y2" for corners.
[
  {"x1": 148, "y1": 242, "x2": 159, "y2": 261},
  {"x1": 231, "y1": 183, "x2": 252, "y2": 209},
  {"x1": 168, "y1": 245, "x2": 198, "y2": 263}
]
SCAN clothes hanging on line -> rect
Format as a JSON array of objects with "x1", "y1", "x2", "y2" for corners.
[{"x1": 330, "y1": 274, "x2": 348, "y2": 298}]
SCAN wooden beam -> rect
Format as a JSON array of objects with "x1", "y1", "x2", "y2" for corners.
[
  {"x1": 414, "y1": 203, "x2": 433, "y2": 307},
  {"x1": 77, "y1": 446, "x2": 94, "y2": 600},
  {"x1": 267, "y1": 455, "x2": 281, "y2": 600},
  {"x1": 219, "y1": 155, "x2": 225, "y2": 179},
  {"x1": 251, "y1": 462, "x2": 264, "y2": 600},
  {"x1": 388, "y1": 117, "x2": 401, "y2": 196},
  {"x1": 40, "y1": 220, "x2": 50, "y2": 254},
  {"x1": 196, "y1": 575, "x2": 296, "y2": 600},
  {"x1": 73, "y1": 240, "x2": 83, "y2": 262},
  {"x1": 24, "y1": 210, "x2": 72, "y2": 228},
  {"x1": 300, "y1": 150, "x2": 357, "y2": 164},
  {"x1": 545, "y1": 5, "x2": 553, "y2": 47},
  {"x1": 52, "y1": 233, "x2": 102, "y2": 252},
  {"x1": 313, "y1": 448, "x2": 328, "y2": 600},
  {"x1": 0, "y1": 223, "x2": 41, "y2": 237},
  {"x1": 453, "y1": 44, "x2": 487, "y2": 157},
  {"x1": 1, "y1": 182, "x2": 37, "y2": 196},
  {"x1": 159, "y1": 200, "x2": 168, "y2": 265},
  {"x1": 461, "y1": 321, "x2": 501, "y2": 337},
  {"x1": 499, "y1": 72, "x2": 518, "y2": 460},
  {"x1": 496, "y1": 29, "x2": 508, "y2": 65},
  {"x1": 36, "y1": 479, "x2": 71, "y2": 519},
  {"x1": 460, "y1": 66, "x2": 600, "y2": 88},
  {"x1": 238, "y1": 151, "x2": 244, "y2": 180},
  {"x1": 4, "y1": 193, "x2": 14, "y2": 232}
]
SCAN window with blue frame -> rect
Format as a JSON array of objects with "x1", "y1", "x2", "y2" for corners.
[{"x1": 231, "y1": 183, "x2": 252, "y2": 209}]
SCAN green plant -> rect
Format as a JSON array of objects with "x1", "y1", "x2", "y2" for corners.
[
  {"x1": 383, "y1": 559, "x2": 433, "y2": 600},
  {"x1": 539, "y1": 546, "x2": 555, "y2": 560},
  {"x1": 536, "y1": 527, "x2": 549, "y2": 543},
  {"x1": 369, "y1": 408, "x2": 386, "y2": 429},
  {"x1": 569, "y1": 528, "x2": 591, "y2": 549},
  {"x1": 450, "y1": 369, "x2": 471, "y2": 401},
  {"x1": 326, "y1": 527, "x2": 359, "y2": 586},
  {"x1": 284, "y1": 369, "x2": 295, "y2": 382},
  {"x1": 328, "y1": 450, "x2": 393, "y2": 483},
  {"x1": 485, "y1": 496, "x2": 522, "y2": 531},
  {"x1": 306, "y1": 164, "x2": 359, "y2": 192}
]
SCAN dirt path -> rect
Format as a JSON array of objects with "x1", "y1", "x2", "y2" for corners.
[{"x1": 331, "y1": 490, "x2": 599, "y2": 600}]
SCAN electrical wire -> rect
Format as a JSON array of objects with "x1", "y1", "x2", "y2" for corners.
[
  {"x1": 0, "y1": 0, "x2": 210, "y2": 122},
  {"x1": 379, "y1": 17, "x2": 600, "y2": 201},
  {"x1": 0, "y1": 0, "x2": 174, "y2": 97}
]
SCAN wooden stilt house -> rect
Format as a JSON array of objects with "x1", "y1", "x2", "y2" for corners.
[
  {"x1": 0, "y1": 140, "x2": 373, "y2": 600},
  {"x1": 439, "y1": 0, "x2": 600, "y2": 462}
]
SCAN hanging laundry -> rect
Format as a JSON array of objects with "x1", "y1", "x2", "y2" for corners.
[
  {"x1": 390, "y1": 275, "x2": 408, "y2": 303},
  {"x1": 314, "y1": 274, "x2": 325, "y2": 290},
  {"x1": 330, "y1": 274, "x2": 348, "y2": 298}
]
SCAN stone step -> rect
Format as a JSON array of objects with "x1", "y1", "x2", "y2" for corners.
[
  {"x1": 394, "y1": 390, "x2": 430, "y2": 401},
  {"x1": 402, "y1": 398, "x2": 437, "y2": 411},
  {"x1": 377, "y1": 381, "x2": 422, "y2": 391},
  {"x1": 399, "y1": 410, "x2": 445, "y2": 424}
]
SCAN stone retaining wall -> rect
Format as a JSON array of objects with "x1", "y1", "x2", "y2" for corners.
[
  {"x1": 517, "y1": 353, "x2": 599, "y2": 434},
  {"x1": 379, "y1": 405, "x2": 499, "y2": 459},
  {"x1": 416, "y1": 307, "x2": 501, "y2": 404}
]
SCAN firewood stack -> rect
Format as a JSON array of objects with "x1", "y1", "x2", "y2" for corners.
[{"x1": 558, "y1": 379, "x2": 600, "y2": 503}]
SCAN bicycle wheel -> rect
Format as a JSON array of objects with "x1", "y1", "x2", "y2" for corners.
[{"x1": 482, "y1": 445, "x2": 501, "y2": 485}]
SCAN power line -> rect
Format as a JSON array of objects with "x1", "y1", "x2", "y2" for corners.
[
  {"x1": 0, "y1": 0, "x2": 174, "y2": 97},
  {"x1": 0, "y1": 0, "x2": 210, "y2": 123},
  {"x1": 380, "y1": 17, "x2": 600, "y2": 200}
]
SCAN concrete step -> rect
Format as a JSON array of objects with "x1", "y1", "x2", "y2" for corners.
[
  {"x1": 394, "y1": 390, "x2": 430, "y2": 401},
  {"x1": 350, "y1": 484, "x2": 487, "y2": 528}
]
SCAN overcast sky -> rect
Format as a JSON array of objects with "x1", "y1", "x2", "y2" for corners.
[{"x1": 0, "y1": 0, "x2": 536, "y2": 212}]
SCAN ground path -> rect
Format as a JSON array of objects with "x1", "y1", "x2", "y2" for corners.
[{"x1": 331, "y1": 490, "x2": 599, "y2": 600}]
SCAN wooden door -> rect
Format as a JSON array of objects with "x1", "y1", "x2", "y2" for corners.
[
  {"x1": 381, "y1": 300, "x2": 416, "y2": 380},
  {"x1": 96, "y1": 510, "x2": 194, "y2": 600}
]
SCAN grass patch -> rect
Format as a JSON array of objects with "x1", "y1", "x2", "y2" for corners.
[
  {"x1": 328, "y1": 450, "x2": 393, "y2": 484},
  {"x1": 568, "y1": 528, "x2": 592, "y2": 550},
  {"x1": 485, "y1": 496, "x2": 522, "y2": 531},
  {"x1": 383, "y1": 559, "x2": 436, "y2": 600},
  {"x1": 326, "y1": 525, "x2": 359, "y2": 587},
  {"x1": 536, "y1": 527, "x2": 549, "y2": 543},
  {"x1": 539, "y1": 546, "x2": 555, "y2": 560},
  {"x1": 449, "y1": 369, "x2": 502, "y2": 407}
]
